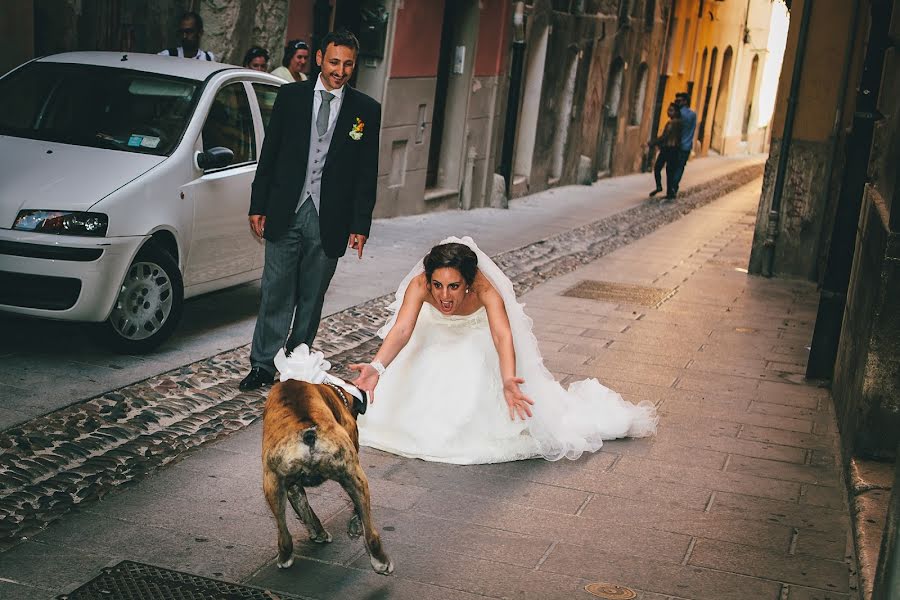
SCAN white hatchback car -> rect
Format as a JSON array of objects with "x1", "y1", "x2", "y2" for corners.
[{"x1": 0, "y1": 52, "x2": 283, "y2": 352}]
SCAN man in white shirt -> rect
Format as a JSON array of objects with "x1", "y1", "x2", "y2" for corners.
[{"x1": 158, "y1": 12, "x2": 216, "y2": 61}]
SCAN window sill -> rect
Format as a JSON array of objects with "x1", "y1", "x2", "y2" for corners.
[{"x1": 424, "y1": 187, "x2": 457, "y2": 202}]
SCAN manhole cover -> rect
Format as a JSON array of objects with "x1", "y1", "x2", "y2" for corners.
[
  {"x1": 562, "y1": 280, "x2": 674, "y2": 307},
  {"x1": 58, "y1": 560, "x2": 304, "y2": 600},
  {"x1": 585, "y1": 582, "x2": 637, "y2": 599}
]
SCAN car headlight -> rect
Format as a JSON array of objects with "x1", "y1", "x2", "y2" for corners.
[{"x1": 13, "y1": 210, "x2": 109, "y2": 237}]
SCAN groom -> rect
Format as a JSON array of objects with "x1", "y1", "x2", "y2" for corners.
[{"x1": 240, "y1": 29, "x2": 382, "y2": 391}]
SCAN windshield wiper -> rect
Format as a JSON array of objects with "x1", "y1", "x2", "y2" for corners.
[{"x1": 93, "y1": 133, "x2": 126, "y2": 150}]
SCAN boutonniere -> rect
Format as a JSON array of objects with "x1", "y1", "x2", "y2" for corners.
[{"x1": 349, "y1": 117, "x2": 365, "y2": 140}]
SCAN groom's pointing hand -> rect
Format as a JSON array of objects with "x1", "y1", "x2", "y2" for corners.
[{"x1": 348, "y1": 233, "x2": 368, "y2": 259}]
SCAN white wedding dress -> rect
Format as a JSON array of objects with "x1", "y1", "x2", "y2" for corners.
[{"x1": 358, "y1": 237, "x2": 657, "y2": 464}]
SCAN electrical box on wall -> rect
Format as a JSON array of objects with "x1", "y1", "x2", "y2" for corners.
[
  {"x1": 359, "y1": 6, "x2": 389, "y2": 59},
  {"x1": 453, "y1": 46, "x2": 466, "y2": 74}
]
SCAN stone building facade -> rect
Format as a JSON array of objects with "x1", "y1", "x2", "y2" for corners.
[
  {"x1": 2, "y1": 1, "x2": 679, "y2": 217},
  {"x1": 280, "y1": 0, "x2": 674, "y2": 212},
  {"x1": 1, "y1": 0, "x2": 288, "y2": 72},
  {"x1": 2, "y1": 0, "x2": 761, "y2": 217},
  {"x1": 370, "y1": 0, "x2": 511, "y2": 217},
  {"x1": 748, "y1": 0, "x2": 899, "y2": 596},
  {"x1": 509, "y1": 0, "x2": 672, "y2": 198}
]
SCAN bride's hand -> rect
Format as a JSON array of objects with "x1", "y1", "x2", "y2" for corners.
[
  {"x1": 349, "y1": 363, "x2": 379, "y2": 403},
  {"x1": 503, "y1": 377, "x2": 534, "y2": 421}
]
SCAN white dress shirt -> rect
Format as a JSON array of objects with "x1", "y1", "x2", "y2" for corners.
[{"x1": 312, "y1": 73, "x2": 344, "y2": 132}]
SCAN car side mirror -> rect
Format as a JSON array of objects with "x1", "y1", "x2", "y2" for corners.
[{"x1": 196, "y1": 147, "x2": 234, "y2": 171}]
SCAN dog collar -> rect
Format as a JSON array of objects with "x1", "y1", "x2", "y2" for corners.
[
  {"x1": 322, "y1": 373, "x2": 364, "y2": 403},
  {"x1": 323, "y1": 381, "x2": 367, "y2": 415},
  {"x1": 323, "y1": 381, "x2": 350, "y2": 409}
]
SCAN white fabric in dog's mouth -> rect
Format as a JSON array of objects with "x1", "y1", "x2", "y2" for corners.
[{"x1": 274, "y1": 343, "x2": 365, "y2": 402}]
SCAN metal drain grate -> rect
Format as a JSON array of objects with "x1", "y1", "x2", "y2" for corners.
[
  {"x1": 58, "y1": 560, "x2": 304, "y2": 600},
  {"x1": 562, "y1": 280, "x2": 675, "y2": 307}
]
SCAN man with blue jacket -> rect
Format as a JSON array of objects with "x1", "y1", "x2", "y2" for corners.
[{"x1": 668, "y1": 92, "x2": 697, "y2": 201}]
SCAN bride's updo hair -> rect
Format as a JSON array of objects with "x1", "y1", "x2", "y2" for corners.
[{"x1": 423, "y1": 243, "x2": 478, "y2": 286}]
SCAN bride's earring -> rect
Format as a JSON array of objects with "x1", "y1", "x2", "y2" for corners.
[{"x1": 465, "y1": 288, "x2": 470, "y2": 294}]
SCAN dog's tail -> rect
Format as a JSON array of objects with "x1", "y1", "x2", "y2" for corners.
[{"x1": 301, "y1": 426, "x2": 317, "y2": 447}]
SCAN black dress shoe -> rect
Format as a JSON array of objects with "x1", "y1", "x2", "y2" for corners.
[{"x1": 239, "y1": 367, "x2": 274, "y2": 391}]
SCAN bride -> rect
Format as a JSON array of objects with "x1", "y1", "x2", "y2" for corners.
[{"x1": 350, "y1": 237, "x2": 657, "y2": 464}]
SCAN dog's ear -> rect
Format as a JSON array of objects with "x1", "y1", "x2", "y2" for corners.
[
  {"x1": 352, "y1": 390, "x2": 367, "y2": 416},
  {"x1": 301, "y1": 426, "x2": 317, "y2": 447}
]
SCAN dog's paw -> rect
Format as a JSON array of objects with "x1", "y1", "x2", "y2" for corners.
[
  {"x1": 347, "y1": 515, "x2": 363, "y2": 539},
  {"x1": 310, "y1": 531, "x2": 332, "y2": 544},
  {"x1": 371, "y1": 555, "x2": 394, "y2": 575},
  {"x1": 277, "y1": 556, "x2": 294, "y2": 569}
]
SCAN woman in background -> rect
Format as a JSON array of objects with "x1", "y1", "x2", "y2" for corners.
[
  {"x1": 242, "y1": 46, "x2": 269, "y2": 72},
  {"x1": 271, "y1": 39, "x2": 310, "y2": 83}
]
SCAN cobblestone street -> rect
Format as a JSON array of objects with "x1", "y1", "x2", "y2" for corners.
[{"x1": 0, "y1": 163, "x2": 857, "y2": 600}]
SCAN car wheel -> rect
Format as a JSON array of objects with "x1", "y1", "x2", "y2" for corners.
[{"x1": 96, "y1": 242, "x2": 184, "y2": 353}]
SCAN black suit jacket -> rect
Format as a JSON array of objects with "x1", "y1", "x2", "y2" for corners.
[{"x1": 249, "y1": 79, "x2": 381, "y2": 258}]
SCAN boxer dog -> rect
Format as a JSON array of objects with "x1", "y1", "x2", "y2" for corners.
[{"x1": 262, "y1": 376, "x2": 393, "y2": 575}]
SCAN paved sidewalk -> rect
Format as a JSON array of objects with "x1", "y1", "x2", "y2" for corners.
[
  {"x1": 0, "y1": 176, "x2": 855, "y2": 600},
  {"x1": 0, "y1": 155, "x2": 761, "y2": 429}
]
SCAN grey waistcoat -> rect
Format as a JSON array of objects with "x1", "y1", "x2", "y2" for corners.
[{"x1": 298, "y1": 107, "x2": 338, "y2": 214}]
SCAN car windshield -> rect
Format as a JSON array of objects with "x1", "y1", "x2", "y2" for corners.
[{"x1": 0, "y1": 62, "x2": 200, "y2": 156}]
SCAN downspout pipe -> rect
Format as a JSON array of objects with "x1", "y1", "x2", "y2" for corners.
[
  {"x1": 498, "y1": 2, "x2": 526, "y2": 198},
  {"x1": 763, "y1": 0, "x2": 814, "y2": 278},
  {"x1": 645, "y1": 0, "x2": 677, "y2": 172},
  {"x1": 742, "y1": 0, "x2": 752, "y2": 44}
]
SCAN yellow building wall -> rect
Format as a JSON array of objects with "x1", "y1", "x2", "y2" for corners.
[
  {"x1": 656, "y1": 0, "x2": 700, "y2": 130},
  {"x1": 770, "y1": 0, "x2": 858, "y2": 142},
  {"x1": 749, "y1": 0, "x2": 872, "y2": 281},
  {"x1": 657, "y1": 0, "x2": 744, "y2": 155},
  {"x1": 694, "y1": 0, "x2": 743, "y2": 154},
  {"x1": 656, "y1": 0, "x2": 787, "y2": 157}
]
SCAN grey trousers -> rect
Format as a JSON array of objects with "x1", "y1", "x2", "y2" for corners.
[{"x1": 250, "y1": 199, "x2": 339, "y2": 374}]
